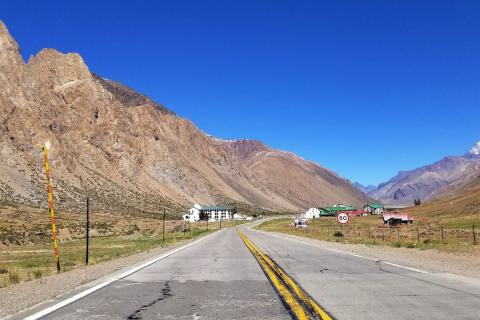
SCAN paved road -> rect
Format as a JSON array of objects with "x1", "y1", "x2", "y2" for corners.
[
  {"x1": 244, "y1": 228, "x2": 480, "y2": 320},
  {"x1": 20, "y1": 225, "x2": 480, "y2": 320}
]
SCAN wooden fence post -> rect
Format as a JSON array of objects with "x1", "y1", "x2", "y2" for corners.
[
  {"x1": 416, "y1": 228, "x2": 420, "y2": 243},
  {"x1": 473, "y1": 225, "x2": 477, "y2": 245},
  {"x1": 382, "y1": 228, "x2": 384, "y2": 241},
  {"x1": 441, "y1": 226, "x2": 444, "y2": 243}
]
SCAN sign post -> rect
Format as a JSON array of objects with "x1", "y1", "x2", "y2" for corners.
[
  {"x1": 43, "y1": 144, "x2": 61, "y2": 272},
  {"x1": 86, "y1": 197, "x2": 90, "y2": 265},
  {"x1": 162, "y1": 208, "x2": 166, "y2": 246}
]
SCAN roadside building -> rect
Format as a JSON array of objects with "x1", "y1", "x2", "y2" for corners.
[
  {"x1": 363, "y1": 203, "x2": 385, "y2": 215},
  {"x1": 202, "y1": 206, "x2": 233, "y2": 221},
  {"x1": 382, "y1": 212, "x2": 414, "y2": 227},
  {"x1": 349, "y1": 210, "x2": 367, "y2": 217},
  {"x1": 305, "y1": 208, "x2": 321, "y2": 218},
  {"x1": 182, "y1": 204, "x2": 202, "y2": 222},
  {"x1": 384, "y1": 205, "x2": 409, "y2": 213},
  {"x1": 234, "y1": 213, "x2": 253, "y2": 221},
  {"x1": 183, "y1": 204, "x2": 233, "y2": 222},
  {"x1": 305, "y1": 207, "x2": 336, "y2": 218},
  {"x1": 294, "y1": 217, "x2": 308, "y2": 228},
  {"x1": 324, "y1": 204, "x2": 356, "y2": 215}
]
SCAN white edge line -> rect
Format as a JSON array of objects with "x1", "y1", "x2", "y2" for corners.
[
  {"x1": 251, "y1": 229, "x2": 429, "y2": 274},
  {"x1": 23, "y1": 231, "x2": 219, "y2": 320}
]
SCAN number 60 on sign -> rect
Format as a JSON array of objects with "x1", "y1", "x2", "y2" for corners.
[{"x1": 336, "y1": 212, "x2": 349, "y2": 225}]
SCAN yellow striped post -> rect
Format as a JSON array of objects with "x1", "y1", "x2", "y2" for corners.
[{"x1": 43, "y1": 144, "x2": 61, "y2": 272}]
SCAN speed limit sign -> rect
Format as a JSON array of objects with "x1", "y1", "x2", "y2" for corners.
[{"x1": 336, "y1": 212, "x2": 349, "y2": 225}]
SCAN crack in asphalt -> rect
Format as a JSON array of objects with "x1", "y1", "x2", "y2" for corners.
[{"x1": 127, "y1": 281, "x2": 172, "y2": 320}]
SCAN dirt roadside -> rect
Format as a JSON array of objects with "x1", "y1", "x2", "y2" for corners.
[{"x1": 263, "y1": 230, "x2": 480, "y2": 279}]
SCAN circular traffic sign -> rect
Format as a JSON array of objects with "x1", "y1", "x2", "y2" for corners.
[{"x1": 336, "y1": 212, "x2": 349, "y2": 225}]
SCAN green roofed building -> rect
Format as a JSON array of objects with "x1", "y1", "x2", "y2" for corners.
[
  {"x1": 363, "y1": 203, "x2": 384, "y2": 215},
  {"x1": 322, "y1": 204, "x2": 356, "y2": 215},
  {"x1": 318, "y1": 208, "x2": 336, "y2": 217}
]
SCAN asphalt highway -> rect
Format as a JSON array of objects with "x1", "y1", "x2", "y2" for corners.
[{"x1": 18, "y1": 225, "x2": 480, "y2": 320}]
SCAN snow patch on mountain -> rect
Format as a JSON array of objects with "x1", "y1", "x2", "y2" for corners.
[{"x1": 469, "y1": 141, "x2": 480, "y2": 156}]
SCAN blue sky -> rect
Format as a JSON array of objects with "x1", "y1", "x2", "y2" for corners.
[{"x1": 1, "y1": 1, "x2": 479, "y2": 185}]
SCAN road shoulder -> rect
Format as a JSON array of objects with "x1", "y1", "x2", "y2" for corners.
[
  {"x1": 0, "y1": 232, "x2": 218, "y2": 319},
  {"x1": 253, "y1": 229, "x2": 480, "y2": 279}
]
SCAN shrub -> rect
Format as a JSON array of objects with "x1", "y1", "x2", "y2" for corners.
[
  {"x1": 405, "y1": 242, "x2": 416, "y2": 248},
  {"x1": 392, "y1": 241, "x2": 402, "y2": 248},
  {"x1": 333, "y1": 231, "x2": 343, "y2": 237},
  {"x1": 8, "y1": 269, "x2": 20, "y2": 284},
  {"x1": 33, "y1": 269, "x2": 43, "y2": 279}
]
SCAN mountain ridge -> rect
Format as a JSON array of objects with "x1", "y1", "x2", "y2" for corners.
[
  {"x1": 0, "y1": 21, "x2": 370, "y2": 216},
  {"x1": 368, "y1": 144, "x2": 480, "y2": 205}
]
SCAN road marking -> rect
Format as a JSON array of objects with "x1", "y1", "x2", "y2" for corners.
[
  {"x1": 239, "y1": 231, "x2": 334, "y2": 320},
  {"x1": 255, "y1": 230, "x2": 429, "y2": 274},
  {"x1": 381, "y1": 261, "x2": 429, "y2": 274},
  {"x1": 23, "y1": 231, "x2": 221, "y2": 320}
]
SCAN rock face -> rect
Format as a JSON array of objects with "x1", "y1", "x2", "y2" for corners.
[
  {"x1": 370, "y1": 146, "x2": 480, "y2": 206},
  {"x1": 0, "y1": 22, "x2": 370, "y2": 215}
]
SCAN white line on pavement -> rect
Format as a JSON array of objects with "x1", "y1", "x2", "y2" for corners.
[
  {"x1": 251, "y1": 229, "x2": 429, "y2": 274},
  {"x1": 24, "y1": 231, "x2": 220, "y2": 320}
]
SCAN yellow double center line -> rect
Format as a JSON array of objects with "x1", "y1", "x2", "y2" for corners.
[{"x1": 238, "y1": 231, "x2": 333, "y2": 320}]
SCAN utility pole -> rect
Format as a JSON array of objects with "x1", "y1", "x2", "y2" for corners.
[
  {"x1": 43, "y1": 144, "x2": 61, "y2": 272},
  {"x1": 162, "y1": 208, "x2": 166, "y2": 245},
  {"x1": 86, "y1": 197, "x2": 90, "y2": 265}
]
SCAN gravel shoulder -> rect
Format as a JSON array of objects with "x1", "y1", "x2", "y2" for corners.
[
  {"x1": 260, "y1": 230, "x2": 480, "y2": 279},
  {"x1": 0, "y1": 236, "x2": 208, "y2": 319}
]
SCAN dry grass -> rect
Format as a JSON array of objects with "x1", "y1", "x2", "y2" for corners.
[
  {"x1": 256, "y1": 217, "x2": 480, "y2": 254},
  {"x1": 0, "y1": 201, "x2": 243, "y2": 288},
  {"x1": 406, "y1": 177, "x2": 480, "y2": 229}
]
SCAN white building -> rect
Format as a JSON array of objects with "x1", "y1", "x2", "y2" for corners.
[
  {"x1": 183, "y1": 204, "x2": 233, "y2": 222},
  {"x1": 234, "y1": 213, "x2": 253, "y2": 221},
  {"x1": 305, "y1": 208, "x2": 321, "y2": 219},
  {"x1": 182, "y1": 204, "x2": 202, "y2": 222}
]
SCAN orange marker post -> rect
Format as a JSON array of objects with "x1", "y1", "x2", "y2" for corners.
[{"x1": 43, "y1": 145, "x2": 61, "y2": 272}]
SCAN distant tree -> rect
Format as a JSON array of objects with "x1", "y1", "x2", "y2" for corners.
[{"x1": 414, "y1": 198, "x2": 422, "y2": 206}]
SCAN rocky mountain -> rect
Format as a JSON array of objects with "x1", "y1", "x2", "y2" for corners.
[
  {"x1": 0, "y1": 21, "x2": 370, "y2": 216},
  {"x1": 352, "y1": 182, "x2": 377, "y2": 194},
  {"x1": 369, "y1": 142, "x2": 480, "y2": 205}
]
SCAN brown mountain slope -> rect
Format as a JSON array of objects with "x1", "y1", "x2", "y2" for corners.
[
  {"x1": 217, "y1": 140, "x2": 369, "y2": 208},
  {"x1": 0, "y1": 21, "x2": 370, "y2": 215},
  {"x1": 406, "y1": 175, "x2": 480, "y2": 226}
]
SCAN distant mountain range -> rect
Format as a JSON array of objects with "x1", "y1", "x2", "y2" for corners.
[
  {"x1": 354, "y1": 142, "x2": 480, "y2": 206},
  {"x1": 352, "y1": 182, "x2": 377, "y2": 195},
  {"x1": 0, "y1": 21, "x2": 370, "y2": 216}
]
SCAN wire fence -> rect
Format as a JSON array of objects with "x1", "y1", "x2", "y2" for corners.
[{"x1": 301, "y1": 224, "x2": 478, "y2": 245}]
